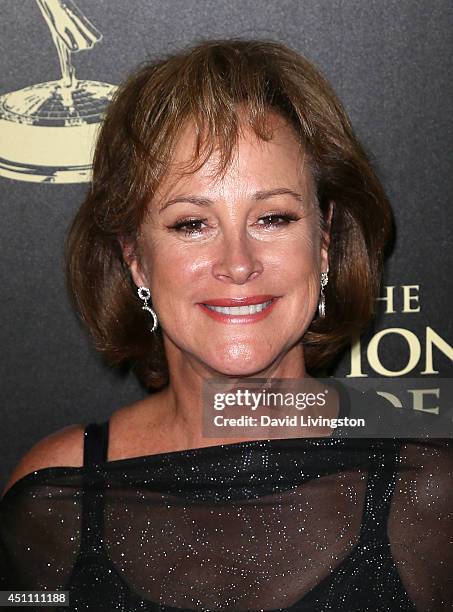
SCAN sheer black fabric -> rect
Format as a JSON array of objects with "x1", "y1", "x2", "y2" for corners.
[{"x1": 1, "y1": 392, "x2": 452, "y2": 611}]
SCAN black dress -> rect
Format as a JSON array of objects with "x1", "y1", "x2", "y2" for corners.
[{"x1": 1, "y1": 387, "x2": 452, "y2": 611}]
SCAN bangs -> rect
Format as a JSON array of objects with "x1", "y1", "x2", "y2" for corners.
[{"x1": 124, "y1": 40, "x2": 312, "y2": 192}]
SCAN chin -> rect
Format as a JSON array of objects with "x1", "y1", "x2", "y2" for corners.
[
  {"x1": 203, "y1": 343, "x2": 278, "y2": 377},
  {"x1": 210, "y1": 362, "x2": 270, "y2": 378}
]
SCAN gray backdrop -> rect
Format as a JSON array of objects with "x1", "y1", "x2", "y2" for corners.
[{"x1": 1, "y1": 0, "x2": 452, "y2": 489}]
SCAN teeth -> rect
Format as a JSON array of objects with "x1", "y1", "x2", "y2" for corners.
[{"x1": 205, "y1": 300, "x2": 273, "y2": 315}]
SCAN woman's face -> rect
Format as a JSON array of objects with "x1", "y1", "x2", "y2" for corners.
[{"x1": 129, "y1": 113, "x2": 330, "y2": 377}]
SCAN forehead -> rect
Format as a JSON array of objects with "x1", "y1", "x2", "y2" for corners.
[{"x1": 153, "y1": 112, "x2": 315, "y2": 203}]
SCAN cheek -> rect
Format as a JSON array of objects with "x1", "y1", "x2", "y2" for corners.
[
  {"x1": 147, "y1": 241, "x2": 208, "y2": 297},
  {"x1": 268, "y1": 230, "x2": 321, "y2": 283},
  {"x1": 276, "y1": 233, "x2": 322, "y2": 323}
]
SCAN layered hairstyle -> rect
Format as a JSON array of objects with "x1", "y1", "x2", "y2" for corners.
[{"x1": 66, "y1": 39, "x2": 393, "y2": 389}]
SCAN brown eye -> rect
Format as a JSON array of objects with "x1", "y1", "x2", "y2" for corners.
[
  {"x1": 171, "y1": 218, "x2": 208, "y2": 236},
  {"x1": 257, "y1": 213, "x2": 299, "y2": 227}
]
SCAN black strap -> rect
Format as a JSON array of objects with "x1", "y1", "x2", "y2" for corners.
[
  {"x1": 80, "y1": 421, "x2": 109, "y2": 553},
  {"x1": 358, "y1": 439, "x2": 401, "y2": 544},
  {"x1": 83, "y1": 421, "x2": 109, "y2": 466}
]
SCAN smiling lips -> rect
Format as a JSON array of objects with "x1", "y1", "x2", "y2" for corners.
[{"x1": 198, "y1": 295, "x2": 279, "y2": 323}]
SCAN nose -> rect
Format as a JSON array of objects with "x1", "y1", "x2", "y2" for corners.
[{"x1": 212, "y1": 231, "x2": 264, "y2": 284}]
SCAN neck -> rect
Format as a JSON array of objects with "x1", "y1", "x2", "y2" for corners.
[{"x1": 154, "y1": 341, "x2": 310, "y2": 449}]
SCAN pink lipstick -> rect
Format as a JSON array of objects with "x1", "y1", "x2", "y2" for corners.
[{"x1": 198, "y1": 295, "x2": 279, "y2": 324}]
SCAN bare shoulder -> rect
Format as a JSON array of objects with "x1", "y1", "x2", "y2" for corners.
[
  {"x1": 1, "y1": 391, "x2": 169, "y2": 500},
  {"x1": 1, "y1": 423, "x2": 86, "y2": 499}
]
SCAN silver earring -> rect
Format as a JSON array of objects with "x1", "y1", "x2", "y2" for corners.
[
  {"x1": 137, "y1": 286, "x2": 158, "y2": 332},
  {"x1": 318, "y1": 271, "x2": 328, "y2": 317}
]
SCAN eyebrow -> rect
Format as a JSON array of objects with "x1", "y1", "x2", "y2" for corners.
[{"x1": 158, "y1": 188, "x2": 305, "y2": 212}]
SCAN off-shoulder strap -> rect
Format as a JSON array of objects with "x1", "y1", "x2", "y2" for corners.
[
  {"x1": 83, "y1": 421, "x2": 109, "y2": 466},
  {"x1": 78, "y1": 421, "x2": 109, "y2": 555},
  {"x1": 358, "y1": 439, "x2": 400, "y2": 544}
]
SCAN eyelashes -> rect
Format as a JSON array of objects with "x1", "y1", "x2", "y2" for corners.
[
  {"x1": 257, "y1": 212, "x2": 300, "y2": 227},
  {"x1": 169, "y1": 211, "x2": 301, "y2": 237},
  {"x1": 171, "y1": 218, "x2": 207, "y2": 236}
]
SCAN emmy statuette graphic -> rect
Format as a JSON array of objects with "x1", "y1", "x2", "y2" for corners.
[{"x1": 0, "y1": 0, "x2": 116, "y2": 183}]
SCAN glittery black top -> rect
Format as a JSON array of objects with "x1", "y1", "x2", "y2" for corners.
[{"x1": 1, "y1": 391, "x2": 452, "y2": 611}]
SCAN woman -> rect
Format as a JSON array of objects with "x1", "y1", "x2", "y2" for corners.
[{"x1": 1, "y1": 39, "x2": 451, "y2": 611}]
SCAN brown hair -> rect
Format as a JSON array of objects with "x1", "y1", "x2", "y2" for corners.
[{"x1": 66, "y1": 39, "x2": 393, "y2": 389}]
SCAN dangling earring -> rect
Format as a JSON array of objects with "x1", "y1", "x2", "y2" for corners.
[
  {"x1": 137, "y1": 287, "x2": 158, "y2": 332},
  {"x1": 318, "y1": 271, "x2": 328, "y2": 317}
]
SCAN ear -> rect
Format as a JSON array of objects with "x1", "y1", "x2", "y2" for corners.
[
  {"x1": 119, "y1": 237, "x2": 149, "y2": 289},
  {"x1": 320, "y1": 202, "x2": 334, "y2": 273}
]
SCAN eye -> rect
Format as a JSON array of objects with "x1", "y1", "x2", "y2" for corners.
[
  {"x1": 170, "y1": 218, "x2": 208, "y2": 236},
  {"x1": 256, "y1": 212, "x2": 299, "y2": 228}
]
